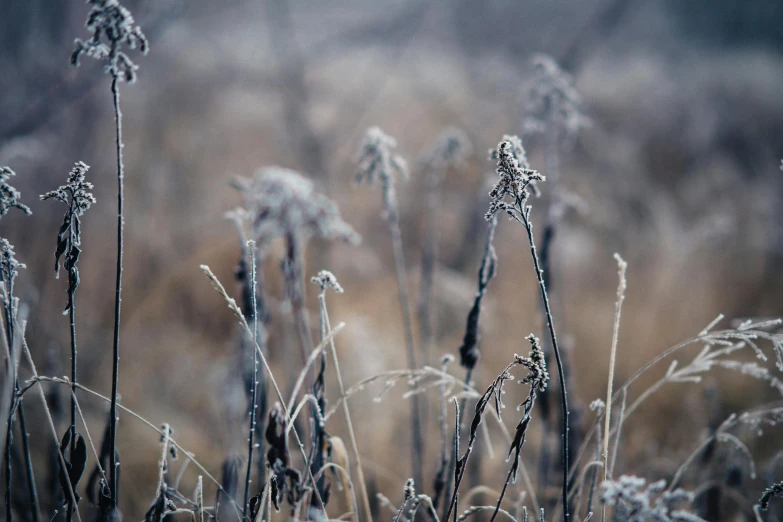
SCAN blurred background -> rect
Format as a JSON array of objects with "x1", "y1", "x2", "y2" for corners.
[{"x1": 2, "y1": 0, "x2": 783, "y2": 519}]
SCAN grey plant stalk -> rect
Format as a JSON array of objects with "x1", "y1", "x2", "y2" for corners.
[
  {"x1": 417, "y1": 165, "x2": 442, "y2": 369},
  {"x1": 3, "y1": 274, "x2": 40, "y2": 522},
  {"x1": 441, "y1": 216, "x2": 497, "y2": 521},
  {"x1": 388, "y1": 204, "x2": 425, "y2": 486},
  {"x1": 355, "y1": 126, "x2": 423, "y2": 487},
  {"x1": 70, "y1": 2, "x2": 148, "y2": 508},
  {"x1": 107, "y1": 75, "x2": 124, "y2": 509},
  {"x1": 243, "y1": 241, "x2": 259, "y2": 516},
  {"x1": 312, "y1": 271, "x2": 373, "y2": 522},
  {"x1": 0, "y1": 207, "x2": 38, "y2": 522},
  {"x1": 40, "y1": 160, "x2": 95, "y2": 522},
  {"x1": 418, "y1": 128, "x2": 471, "y2": 371},
  {"x1": 486, "y1": 139, "x2": 569, "y2": 522},
  {"x1": 516, "y1": 198, "x2": 569, "y2": 522}
]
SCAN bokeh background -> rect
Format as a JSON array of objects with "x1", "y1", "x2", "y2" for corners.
[{"x1": 2, "y1": 0, "x2": 783, "y2": 519}]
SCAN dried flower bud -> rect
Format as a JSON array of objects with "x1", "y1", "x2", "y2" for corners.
[
  {"x1": 589, "y1": 399, "x2": 606, "y2": 413},
  {"x1": 41, "y1": 162, "x2": 96, "y2": 311},
  {"x1": 71, "y1": 0, "x2": 149, "y2": 83},
  {"x1": 519, "y1": 334, "x2": 548, "y2": 392},
  {"x1": 356, "y1": 126, "x2": 408, "y2": 186},
  {"x1": 0, "y1": 166, "x2": 32, "y2": 217},
  {"x1": 0, "y1": 239, "x2": 25, "y2": 285},
  {"x1": 523, "y1": 54, "x2": 590, "y2": 144},
  {"x1": 311, "y1": 270, "x2": 343, "y2": 294},
  {"x1": 234, "y1": 167, "x2": 359, "y2": 252},
  {"x1": 40, "y1": 162, "x2": 96, "y2": 216},
  {"x1": 355, "y1": 126, "x2": 408, "y2": 222},
  {"x1": 486, "y1": 138, "x2": 545, "y2": 221}
]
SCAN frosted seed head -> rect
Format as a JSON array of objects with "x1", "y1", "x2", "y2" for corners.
[
  {"x1": 355, "y1": 126, "x2": 408, "y2": 186},
  {"x1": 311, "y1": 270, "x2": 343, "y2": 294},
  {"x1": 71, "y1": 0, "x2": 148, "y2": 83},
  {"x1": 524, "y1": 54, "x2": 590, "y2": 143},
  {"x1": 0, "y1": 239, "x2": 25, "y2": 284},
  {"x1": 0, "y1": 167, "x2": 32, "y2": 217},
  {"x1": 234, "y1": 167, "x2": 360, "y2": 252},
  {"x1": 485, "y1": 137, "x2": 545, "y2": 221},
  {"x1": 40, "y1": 161, "x2": 96, "y2": 216}
]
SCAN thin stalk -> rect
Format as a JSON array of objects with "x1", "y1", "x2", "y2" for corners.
[
  {"x1": 67, "y1": 200, "x2": 77, "y2": 522},
  {"x1": 108, "y1": 74, "x2": 124, "y2": 509},
  {"x1": 200, "y1": 264, "x2": 327, "y2": 511},
  {"x1": 388, "y1": 212, "x2": 423, "y2": 488},
  {"x1": 602, "y1": 254, "x2": 626, "y2": 480},
  {"x1": 433, "y1": 356, "x2": 454, "y2": 515},
  {"x1": 608, "y1": 389, "x2": 626, "y2": 479},
  {"x1": 441, "y1": 369, "x2": 472, "y2": 522},
  {"x1": 517, "y1": 202, "x2": 569, "y2": 522},
  {"x1": 584, "y1": 427, "x2": 602, "y2": 517},
  {"x1": 286, "y1": 238, "x2": 316, "y2": 373},
  {"x1": 601, "y1": 254, "x2": 626, "y2": 522},
  {"x1": 4, "y1": 280, "x2": 40, "y2": 522},
  {"x1": 418, "y1": 166, "x2": 443, "y2": 368},
  {"x1": 243, "y1": 243, "x2": 259, "y2": 515},
  {"x1": 19, "y1": 323, "x2": 81, "y2": 522},
  {"x1": 3, "y1": 400, "x2": 12, "y2": 522},
  {"x1": 452, "y1": 398, "x2": 460, "y2": 522},
  {"x1": 18, "y1": 402, "x2": 41, "y2": 522},
  {"x1": 319, "y1": 290, "x2": 373, "y2": 522},
  {"x1": 4, "y1": 282, "x2": 16, "y2": 522},
  {"x1": 284, "y1": 237, "x2": 327, "y2": 514}
]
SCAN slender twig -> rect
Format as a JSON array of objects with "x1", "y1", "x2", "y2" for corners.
[
  {"x1": 18, "y1": 400, "x2": 41, "y2": 522},
  {"x1": 313, "y1": 271, "x2": 374, "y2": 522},
  {"x1": 602, "y1": 253, "x2": 626, "y2": 480},
  {"x1": 601, "y1": 254, "x2": 626, "y2": 522},
  {"x1": 71, "y1": 2, "x2": 148, "y2": 505},
  {"x1": 389, "y1": 206, "x2": 424, "y2": 486},
  {"x1": 443, "y1": 216, "x2": 498, "y2": 519},
  {"x1": 442, "y1": 369, "x2": 472, "y2": 522},
  {"x1": 515, "y1": 202, "x2": 569, "y2": 522},
  {"x1": 41, "y1": 160, "x2": 95, "y2": 522},
  {"x1": 608, "y1": 389, "x2": 626, "y2": 479},
  {"x1": 433, "y1": 356, "x2": 455, "y2": 515},
  {"x1": 18, "y1": 323, "x2": 81, "y2": 522},
  {"x1": 197, "y1": 476, "x2": 205, "y2": 522},
  {"x1": 356, "y1": 127, "x2": 422, "y2": 486},
  {"x1": 200, "y1": 264, "x2": 329, "y2": 509},
  {"x1": 2, "y1": 252, "x2": 39, "y2": 522},
  {"x1": 107, "y1": 75, "x2": 125, "y2": 509},
  {"x1": 243, "y1": 242, "x2": 259, "y2": 515}
]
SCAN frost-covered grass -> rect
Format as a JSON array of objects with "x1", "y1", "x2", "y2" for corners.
[{"x1": 3, "y1": 2, "x2": 783, "y2": 522}]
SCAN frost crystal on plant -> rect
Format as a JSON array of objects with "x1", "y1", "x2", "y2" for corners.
[
  {"x1": 0, "y1": 239, "x2": 25, "y2": 285},
  {"x1": 40, "y1": 161, "x2": 96, "y2": 216},
  {"x1": 488, "y1": 134, "x2": 531, "y2": 170},
  {"x1": 40, "y1": 161, "x2": 96, "y2": 302},
  {"x1": 600, "y1": 476, "x2": 704, "y2": 522},
  {"x1": 0, "y1": 167, "x2": 31, "y2": 217},
  {"x1": 523, "y1": 54, "x2": 589, "y2": 142},
  {"x1": 485, "y1": 138, "x2": 545, "y2": 220},
  {"x1": 71, "y1": 0, "x2": 149, "y2": 83},
  {"x1": 233, "y1": 167, "x2": 359, "y2": 251},
  {"x1": 590, "y1": 398, "x2": 606, "y2": 412},
  {"x1": 519, "y1": 334, "x2": 549, "y2": 392},
  {"x1": 355, "y1": 126, "x2": 408, "y2": 221},
  {"x1": 311, "y1": 270, "x2": 343, "y2": 294}
]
